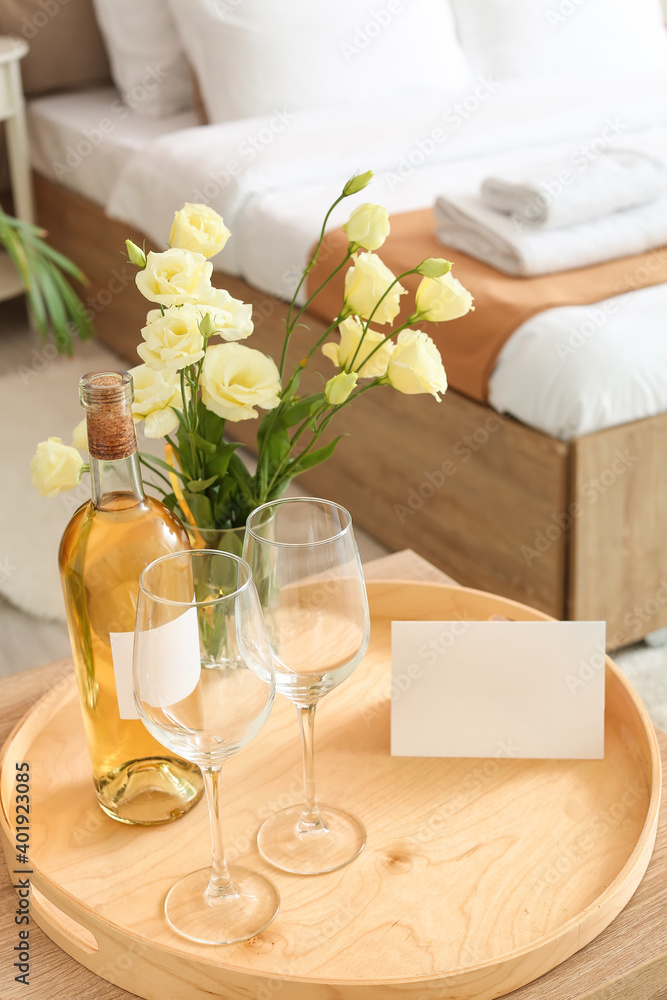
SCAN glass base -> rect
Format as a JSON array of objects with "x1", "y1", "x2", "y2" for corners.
[
  {"x1": 165, "y1": 866, "x2": 280, "y2": 945},
  {"x1": 258, "y1": 804, "x2": 366, "y2": 875},
  {"x1": 95, "y1": 757, "x2": 203, "y2": 825}
]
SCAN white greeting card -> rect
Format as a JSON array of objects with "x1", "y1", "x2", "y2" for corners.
[{"x1": 390, "y1": 620, "x2": 605, "y2": 759}]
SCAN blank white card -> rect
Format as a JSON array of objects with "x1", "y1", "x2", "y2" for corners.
[{"x1": 390, "y1": 621, "x2": 606, "y2": 760}]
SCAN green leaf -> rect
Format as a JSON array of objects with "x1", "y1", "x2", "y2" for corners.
[
  {"x1": 30, "y1": 256, "x2": 69, "y2": 343},
  {"x1": 139, "y1": 452, "x2": 189, "y2": 483},
  {"x1": 197, "y1": 399, "x2": 225, "y2": 442},
  {"x1": 0, "y1": 206, "x2": 94, "y2": 353},
  {"x1": 288, "y1": 436, "x2": 343, "y2": 476},
  {"x1": 186, "y1": 475, "x2": 218, "y2": 493},
  {"x1": 282, "y1": 394, "x2": 326, "y2": 428},
  {"x1": 28, "y1": 237, "x2": 89, "y2": 283},
  {"x1": 182, "y1": 490, "x2": 214, "y2": 528},
  {"x1": 225, "y1": 452, "x2": 254, "y2": 507},
  {"x1": 308, "y1": 398, "x2": 325, "y2": 432},
  {"x1": 191, "y1": 432, "x2": 217, "y2": 456},
  {"x1": 205, "y1": 443, "x2": 239, "y2": 480}
]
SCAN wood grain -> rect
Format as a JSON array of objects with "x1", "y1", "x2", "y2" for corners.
[
  {"x1": 0, "y1": 553, "x2": 666, "y2": 999},
  {"x1": 570, "y1": 413, "x2": 667, "y2": 645},
  {"x1": 0, "y1": 577, "x2": 660, "y2": 1000}
]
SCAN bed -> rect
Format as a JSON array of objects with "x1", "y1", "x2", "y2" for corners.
[{"x1": 7, "y1": 0, "x2": 667, "y2": 646}]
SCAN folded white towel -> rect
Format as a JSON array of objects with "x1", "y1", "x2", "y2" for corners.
[
  {"x1": 434, "y1": 191, "x2": 667, "y2": 276},
  {"x1": 481, "y1": 149, "x2": 667, "y2": 229}
]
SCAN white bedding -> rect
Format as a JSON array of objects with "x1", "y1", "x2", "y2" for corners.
[
  {"x1": 27, "y1": 76, "x2": 667, "y2": 440},
  {"x1": 27, "y1": 87, "x2": 198, "y2": 206}
]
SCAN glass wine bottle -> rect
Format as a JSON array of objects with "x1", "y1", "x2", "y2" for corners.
[{"x1": 59, "y1": 370, "x2": 203, "y2": 824}]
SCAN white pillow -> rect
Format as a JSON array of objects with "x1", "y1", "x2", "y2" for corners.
[
  {"x1": 166, "y1": 0, "x2": 474, "y2": 123},
  {"x1": 92, "y1": 0, "x2": 193, "y2": 117},
  {"x1": 449, "y1": 0, "x2": 667, "y2": 82}
]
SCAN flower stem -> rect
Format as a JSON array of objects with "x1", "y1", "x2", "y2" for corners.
[{"x1": 284, "y1": 192, "x2": 348, "y2": 339}]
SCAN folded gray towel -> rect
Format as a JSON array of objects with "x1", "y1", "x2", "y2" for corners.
[{"x1": 481, "y1": 149, "x2": 667, "y2": 229}]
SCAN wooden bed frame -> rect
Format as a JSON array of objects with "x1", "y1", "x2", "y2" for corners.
[{"x1": 33, "y1": 173, "x2": 667, "y2": 648}]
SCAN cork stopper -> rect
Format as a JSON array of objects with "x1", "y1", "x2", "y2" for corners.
[{"x1": 79, "y1": 371, "x2": 137, "y2": 461}]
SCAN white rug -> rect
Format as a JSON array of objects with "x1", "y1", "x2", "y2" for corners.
[
  {"x1": 0, "y1": 338, "x2": 124, "y2": 621},
  {"x1": 0, "y1": 337, "x2": 169, "y2": 623},
  {"x1": 1, "y1": 331, "x2": 666, "y2": 731}
]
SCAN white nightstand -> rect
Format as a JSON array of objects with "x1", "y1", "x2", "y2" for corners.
[{"x1": 0, "y1": 35, "x2": 35, "y2": 303}]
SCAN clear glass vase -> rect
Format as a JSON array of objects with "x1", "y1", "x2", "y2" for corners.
[
  {"x1": 184, "y1": 524, "x2": 246, "y2": 557},
  {"x1": 183, "y1": 524, "x2": 247, "y2": 669}
]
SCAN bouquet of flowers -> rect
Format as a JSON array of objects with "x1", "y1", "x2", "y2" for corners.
[{"x1": 31, "y1": 170, "x2": 473, "y2": 530}]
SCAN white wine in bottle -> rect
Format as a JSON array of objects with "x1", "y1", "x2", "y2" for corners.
[{"x1": 59, "y1": 371, "x2": 203, "y2": 824}]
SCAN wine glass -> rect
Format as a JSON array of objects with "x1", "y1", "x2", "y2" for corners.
[
  {"x1": 243, "y1": 497, "x2": 371, "y2": 875},
  {"x1": 133, "y1": 549, "x2": 279, "y2": 944}
]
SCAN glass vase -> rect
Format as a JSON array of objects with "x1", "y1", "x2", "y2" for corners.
[
  {"x1": 184, "y1": 524, "x2": 245, "y2": 557},
  {"x1": 183, "y1": 524, "x2": 247, "y2": 669}
]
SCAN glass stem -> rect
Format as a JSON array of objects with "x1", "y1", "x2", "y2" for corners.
[
  {"x1": 202, "y1": 766, "x2": 237, "y2": 901},
  {"x1": 297, "y1": 705, "x2": 325, "y2": 832}
]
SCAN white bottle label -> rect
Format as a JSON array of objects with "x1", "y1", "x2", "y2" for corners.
[
  {"x1": 109, "y1": 631, "x2": 140, "y2": 720},
  {"x1": 110, "y1": 607, "x2": 201, "y2": 720}
]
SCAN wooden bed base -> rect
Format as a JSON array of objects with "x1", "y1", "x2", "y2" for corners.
[{"x1": 32, "y1": 174, "x2": 667, "y2": 647}]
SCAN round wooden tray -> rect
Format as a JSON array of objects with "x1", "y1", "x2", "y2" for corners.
[{"x1": 0, "y1": 581, "x2": 661, "y2": 1000}]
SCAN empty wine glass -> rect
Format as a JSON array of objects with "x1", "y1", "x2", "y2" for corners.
[
  {"x1": 243, "y1": 497, "x2": 371, "y2": 875},
  {"x1": 133, "y1": 549, "x2": 279, "y2": 944}
]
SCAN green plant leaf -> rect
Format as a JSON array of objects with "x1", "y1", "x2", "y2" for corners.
[
  {"x1": 189, "y1": 432, "x2": 217, "y2": 456},
  {"x1": 288, "y1": 436, "x2": 343, "y2": 476},
  {"x1": 282, "y1": 394, "x2": 326, "y2": 428},
  {"x1": 0, "y1": 205, "x2": 92, "y2": 354},
  {"x1": 205, "y1": 442, "x2": 239, "y2": 480},
  {"x1": 139, "y1": 452, "x2": 189, "y2": 483},
  {"x1": 186, "y1": 475, "x2": 218, "y2": 493},
  {"x1": 197, "y1": 399, "x2": 225, "y2": 442},
  {"x1": 182, "y1": 490, "x2": 214, "y2": 528}
]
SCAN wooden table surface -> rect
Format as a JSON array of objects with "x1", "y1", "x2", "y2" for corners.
[{"x1": 0, "y1": 550, "x2": 665, "y2": 1000}]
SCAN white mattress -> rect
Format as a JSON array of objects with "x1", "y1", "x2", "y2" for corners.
[
  {"x1": 27, "y1": 87, "x2": 198, "y2": 207},
  {"x1": 27, "y1": 79, "x2": 667, "y2": 440}
]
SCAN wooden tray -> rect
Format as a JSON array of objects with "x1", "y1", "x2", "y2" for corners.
[{"x1": 0, "y1": 581, "x2": 661, "y2": 1000}]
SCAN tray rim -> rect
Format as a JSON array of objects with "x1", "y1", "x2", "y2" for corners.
[{"x1": 0, "y1": 578, "x2": 662, "y2": 991}]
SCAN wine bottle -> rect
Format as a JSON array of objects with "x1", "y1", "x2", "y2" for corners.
[{"x1": 59, "y1": 370, "x2": 203, "y2": 824}]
